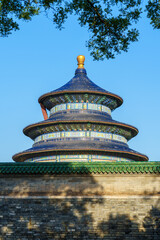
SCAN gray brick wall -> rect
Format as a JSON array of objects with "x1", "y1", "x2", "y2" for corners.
[
  {"x1": 0, "y1": 173, "x2": 159, "y2": 239},
  {"x1": 0, "y1": 197, "x2": 159, "y2": 240}
]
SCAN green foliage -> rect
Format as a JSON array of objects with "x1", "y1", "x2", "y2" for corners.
[
  {"x1": 0, "y1": 0, "x2": 159, "y2": 60},
  {"x1": 0, "y1": 0, "x2": 40, "y2": 36},
  {"x1": 146, "y1": 0, "x2": 160, "y2": 29}
]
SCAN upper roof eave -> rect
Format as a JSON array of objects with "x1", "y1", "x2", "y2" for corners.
[{"x1": 38, "y1": 90, "x2": 123, "y2": 107}]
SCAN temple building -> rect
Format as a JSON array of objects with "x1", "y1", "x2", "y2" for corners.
[{"x1": 13, "y1": 55, "x2": 148, "y2": 163}]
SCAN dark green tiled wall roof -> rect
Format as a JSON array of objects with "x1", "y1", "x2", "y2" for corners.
[{"x1": 0, "y1": 162, "x2": 159, "y2": 175}]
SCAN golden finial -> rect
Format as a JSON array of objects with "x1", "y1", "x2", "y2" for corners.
[{"x1": 77, "y1": 55, "x2": 85, "y2": 69}]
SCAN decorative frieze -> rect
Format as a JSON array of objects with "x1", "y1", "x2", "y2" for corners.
[
  {"x1": 34, "y1": 131, "x2": 127, "y2": 144},
  {"x1": 50, "y1": 103, "x2": 111, "y2": 115}
]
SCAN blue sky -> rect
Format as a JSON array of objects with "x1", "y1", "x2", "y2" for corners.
[{"x1": 0, "y1": 12, "x2": 160, "y2": 162}]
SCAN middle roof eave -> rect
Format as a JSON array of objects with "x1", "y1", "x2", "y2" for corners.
[{"x1": 23, "y1": 119, "x2": 138, "y2": 140}]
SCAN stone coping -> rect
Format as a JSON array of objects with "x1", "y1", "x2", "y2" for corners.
[{"x1": 0, "y1": 162, "x2": 159, "y2": 175}]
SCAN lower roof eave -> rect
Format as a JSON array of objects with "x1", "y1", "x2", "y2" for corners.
[{"x1": 13, "y1": 148, "x2": 149, "y2": 163}]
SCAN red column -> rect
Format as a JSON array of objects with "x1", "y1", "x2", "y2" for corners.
[{"x1": 40, "y1": 103, "x2": 48, "y2": 120}]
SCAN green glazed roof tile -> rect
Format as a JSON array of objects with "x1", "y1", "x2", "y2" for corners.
[{"x1": 0, "y1": 162, "x2": 159, "y2": 175}]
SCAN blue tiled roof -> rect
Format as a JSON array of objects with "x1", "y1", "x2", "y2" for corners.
[
  {"x1": 52, "y1": 69, "x2": 110, "y2": 93},
  {"x1": 38, "y1": 69, "x2": 123, "y2": 108},
  {"x1": 49, "y1": 110, "x2": 112, "y2": 121}
]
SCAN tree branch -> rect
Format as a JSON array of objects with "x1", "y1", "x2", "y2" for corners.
[{"x1": 86, "y1": 0, "x2": 109, "y2": 27}]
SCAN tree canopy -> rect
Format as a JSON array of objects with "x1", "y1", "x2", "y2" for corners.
[{"x1": 0, "y1": 0, "x2": 159, "y2": 60}]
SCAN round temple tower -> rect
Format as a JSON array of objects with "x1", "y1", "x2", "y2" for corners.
[{"x1": 13, "y1": 56, "x2": 148, "y2": 162}]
